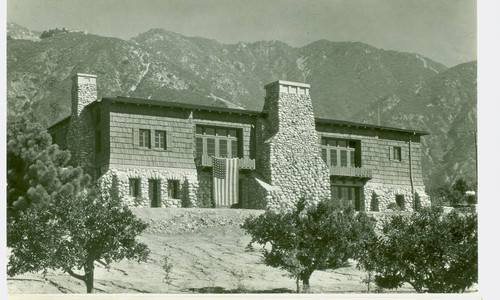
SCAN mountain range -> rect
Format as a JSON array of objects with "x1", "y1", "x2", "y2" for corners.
[{"x1": 6, "y1": 23, "x2": 477, "y2": 190}]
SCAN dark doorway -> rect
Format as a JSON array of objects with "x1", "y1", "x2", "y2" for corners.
[{"x1": 149, "y1": 179, "x2": 161, "y2": 207}]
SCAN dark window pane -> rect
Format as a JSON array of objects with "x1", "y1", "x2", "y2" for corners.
[
  {"x1": 205, "y1": 127, "x2": 215, "y2": 136},
  {"x1": 231, "y1": 140, "x2": 238, "y2": 158},
  {"x1": 129, "y1": 179, "x2": 140, "y2": 197},
  {"x1": 196, "y1": 126, "x2": 203, "y2": 134},
  {"x1": 217, "y1": 128, "x2": 227, "y2": 137},
  {"x1": 196, "y1": 137, "x2": 204, "y2": 157},
  {"x1": 219, "y1": 139, "x2": 228, "y2": 157},
  {"x1": 168, "y1": 180, "x2": 180, "y2": 199},
  {"x1": 349, "y1": 141, "x2": 356, "y2": 148},
  {"x1": 207, "y1": 138, "x2": 215, "y2": 156},
  {"x1": 330, "y1": 149, "x2": 338, "y2": 166},
  {"x1": 228, "y1": 129, "x2": 237, "y2": 137},
  {"x1": 340, "y1": 150, "x2": 348, "y2": 167},
  {"x1": 321, "y1": 148, "x2": 327, "y2": 163},
  {"x1": 328, "y1": 138, "x2": 337, "y2": 146},
  {"x1": 321, "y1": 138, "x2": 327, "y2": 145},
  {"x1": 350, "y1": 151, "x2": 355, "y2": 167},
  {"x1": 338, "y1": 140, "x2": 347, "y2": 147}
]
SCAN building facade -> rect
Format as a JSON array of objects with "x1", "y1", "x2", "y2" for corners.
[{"x1": 49, "y1": 73, "x2": 430, "y2": 212}]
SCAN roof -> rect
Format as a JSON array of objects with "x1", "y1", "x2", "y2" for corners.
[
  {"x1": 315, "y1": 118, "x2": 429, "y2": 136},
  {"x1": 98, "y1": 96, "x2": 265, "y2": 117},
  {"x1": 49, "y1": 96, "x2": 429, "y2": 136},
  {"x1": 47, "y1": 116, "x2": 71, "y2": 130}
]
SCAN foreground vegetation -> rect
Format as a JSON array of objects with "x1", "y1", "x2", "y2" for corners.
[{"x1": 6, "y1": 115, "x2": 478, "y2": 294}]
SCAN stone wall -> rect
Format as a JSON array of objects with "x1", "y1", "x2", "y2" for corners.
[
  {"x1": 98, "y1": 167, "x2": 198, "y2": 208},
  {"x1": 254, "y1": 81, "x2": 331, "y2": 211},
  {"x1": 363, "y1": 183, "x2": 430, "y2": 212},
  {"x1": 196, "y1": 170, "x2": 213, "y2": 207}
]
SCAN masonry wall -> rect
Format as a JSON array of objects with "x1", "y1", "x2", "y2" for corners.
[{"x1": 252, "y1": 82, "x2": 331, "y2": 211}]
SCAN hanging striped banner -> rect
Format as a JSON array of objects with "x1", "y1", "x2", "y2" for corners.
[{"x1": 212, "y1": 157, "x2": 239, "y2": 207}]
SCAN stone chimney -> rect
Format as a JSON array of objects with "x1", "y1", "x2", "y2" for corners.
[
  {"x1": 71, "y1": 73, "x2": 97, "y2": 116},
  {"x1": 255, "y1": 80, "x2": 331, "y2": 210},
  {"x1": 67, "y1": 73, "x2": 98, "y2": 176}
]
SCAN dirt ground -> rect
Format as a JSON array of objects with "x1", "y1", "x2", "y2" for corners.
[{"x1": 4, "y1": 208, "x2": 432, "y2": 294}]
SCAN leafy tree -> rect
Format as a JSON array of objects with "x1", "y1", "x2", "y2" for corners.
[
  {"x1": 358, "y1": 207, "x2": 477, "y2": 293},
  {"x1": 7, "y1": 115, "x2": 90, "y2": 220},
  {"x1": 7, "y1": 116, "x2": 150, "y2": 293},
  {"x1": 430, "y1": 178, "x2": 476, "y2": 206},
  {"x1": 242, "y1": 199, "x2": 376, "y2": 292},
  {"x1": 8, "y1": 188, "x2": 150, "y2": 293}
]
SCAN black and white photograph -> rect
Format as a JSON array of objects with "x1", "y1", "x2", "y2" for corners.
[{"x1": 3, "y1": 0, "x2": 493, "y2": 297}]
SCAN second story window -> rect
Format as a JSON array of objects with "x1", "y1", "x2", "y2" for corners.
[
  {"x1": 155, "y1": 130, "x2": 166, "y2": 150},
  {"x1": 196, "y1": 125, "x2": 240, "y2": 158},
  {"x1": 392, "y1": 146, "x2": 402, "y2": 161},
  {"x1": 139, "y1": 129, "x2": 151, "y2": 149},
  {"x1": 321, "y1": 137, "x2": 357, "y2": 168}
]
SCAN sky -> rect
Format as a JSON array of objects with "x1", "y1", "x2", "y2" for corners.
[{"x1": 7, "y1": 0, "x2": 476, "y2": 67}]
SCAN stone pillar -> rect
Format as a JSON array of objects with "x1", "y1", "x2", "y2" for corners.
[
  {"x1": 67, "y1": 73, "x2": 97, "y2": 177},
  {"x1": 256, "y1": 80, "x2": 331, "y2": 210}
]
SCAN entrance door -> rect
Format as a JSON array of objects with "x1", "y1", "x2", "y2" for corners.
[{"x1": 149, "y1": 179, "x2": 161, "y2": 207}]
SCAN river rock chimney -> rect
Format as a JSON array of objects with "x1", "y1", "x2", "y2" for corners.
[{"x1": 255, "y1": 80, "x2": 331, "y2": 210}]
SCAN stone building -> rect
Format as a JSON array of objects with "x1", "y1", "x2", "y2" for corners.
[{"x1": 49, "y1": 73, "x2": 430, "y2": 212}]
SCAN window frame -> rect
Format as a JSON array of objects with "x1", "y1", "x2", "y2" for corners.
[
  {"x1": 139, "y1": 129, "x2": 151, "y2": 149},
  {"x1": 195, "y1": 125, "x2": 241, "y2": 158},
  {"x1": 167, "y1": 179, "x2": 181, "y2": 199},
  {"x1": 154, "y1": 130, "x2": 167, "y2": 150},
  {"x1": 393, "y1": 146, "x2": 402, "y2": 162},
  {"x1": 129, "y1": 178, "x2": 141, "y2": 197},
  {"x1": 321, "y1": 137, "x2": 358, "y2": 168}
]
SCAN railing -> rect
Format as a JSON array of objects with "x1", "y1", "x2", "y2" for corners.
[
  {"x1": 195, "y1": 155, "x2": 256, "y2": 170},
  {"x1": 329, "y1": 166, "x2": 372, "y2": 178}
]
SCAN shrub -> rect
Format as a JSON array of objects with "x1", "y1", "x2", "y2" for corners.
[
  {"x1": 357, "y1": 207, "x2": 477, "y2": 293},
  {"x1": 242, "y1": 198, "x2": 376, "y2": 293}
]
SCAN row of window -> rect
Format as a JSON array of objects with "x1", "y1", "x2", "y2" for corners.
[
  {"x1": 139, "y1": 129, "x2": 167, "y2": 150},
  {"x1": 321, "y1": 137, "x2": 358, "y2": 167},
  {"x1": 196, "y1": 125, "x2": 241, "y2": 158},
  {"x1": 129, "y1": 178, "x2": 181, "y2": 207}
]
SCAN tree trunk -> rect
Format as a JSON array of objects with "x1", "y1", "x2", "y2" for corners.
[
  {"x1": 296, "y1": 277, "x2": 300, "y2": 293},
  {"x1": 301, "y1": 272, "x2": 313, "y2": 293},
  {"x1": 84, "y1": 261, "x2": 95, "y2": 293}
]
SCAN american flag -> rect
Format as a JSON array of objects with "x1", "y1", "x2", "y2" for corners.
[{"x1": 212, "y1": 157, "x2": 239, "y2": 207}]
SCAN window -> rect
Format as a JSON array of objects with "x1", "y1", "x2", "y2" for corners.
[
  {"x1": 139, "y1": 129, "x2": 151, "y2": 149},
  {"x1": 321, "y1": 137, "x2": 358, "y2": 168},
  {"x1": 395, "y1": 194, "x2": 405, "y2": 210},
  {"x1": 129, "y1": 178, "x2": 140, "y2": 197},
  {"x1": 168, "y1": 180, "x2": 180, "y2": 199},
  {"x1": 95, "y1": 130, "x2": 101, "y2": 152},
  {"x1": 393, "y1": 146, "x2": 402, "y2": 161},
  {"x1": 331, "y1": 185, "x2": 361, "y2": 211},
  {"x1": 155, "y1": 130, "x2": 166, "y2": 150},
  {"x1": 149, "y1": 179, "x2": 161, "y2": 207},
  {"x1": 195, "y1": 125, "x2": 240, "y2": 158}
]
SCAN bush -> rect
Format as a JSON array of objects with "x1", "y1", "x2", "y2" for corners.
[
  {"x1": 242, "y1": 198, "x2": 376, "y2": 293},
  {"x1": 358, "y1": 207, "x2": 477, "y2": 293}
]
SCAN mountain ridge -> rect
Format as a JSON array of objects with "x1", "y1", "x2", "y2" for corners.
[{"x1": 6, "y1": 22, "x2": 476, "y2": 189}]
